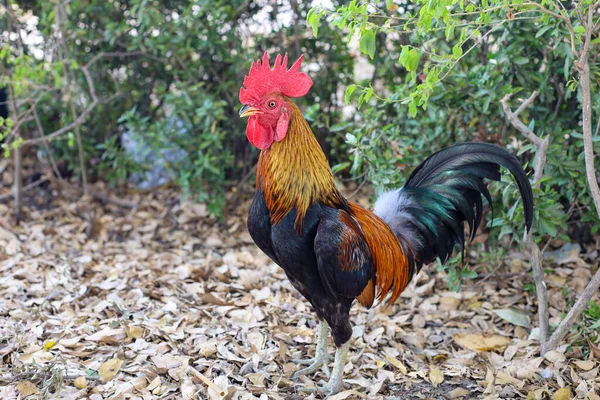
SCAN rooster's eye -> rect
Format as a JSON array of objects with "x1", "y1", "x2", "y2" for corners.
[{"x1": 268, "y1": 101, "x2": 277, "y2": 109}]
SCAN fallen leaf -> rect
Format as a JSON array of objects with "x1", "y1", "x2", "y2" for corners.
[
  {"x1": 453, "y1": 333, "x2": 511, "y2": 352},
  {"x1": 385, "y1": 355, "x2": 408, "y2": 374},
  {"x1": 74, "y1": 376, "x2": 88, "y2": 389},
  {"x1": 180, "y1": 379, "x2": 197, "y2": 400},
  {"x1": 98, "y1": 358, "x2": 124, "y2": 382},
  {"x1": 151, "y1": 355, "x2": 185, "y2": 373},
  {"x1": 554, "y1": 387, "x2": 571, "y2": 400},
  {"x1": 43, "y1": 340, "x2": 58, "y2": 351},
  {"x1": 493, "y1": 308, "x2": 531, "y2": 328},
  {"x1": 328, "y1": 390, "x2": 368, "y2": 400},
  {"x1": 496, "y1": 371, "x2": 522, "y2": 387},
  {"x1": 574, "y1": 360, "x2": 594, "y2": 371},
  {"x1": 544, "y1": 350, "x2": 566, "y2": 364},
  {"x1": 429, "y1": 366, "x2": 444, "y2": 386},
  {"x1": 447, "y1": 388, "x2": 471, "y2": 399},
  {"x1": 126, "y1": 325, "x2": 144, "y2": 339},
  {"x1": 588, "y1": 340, "x2": 600, "y2": 359},
  {"x1": 16, "y1": 381, "x2": 39, "y2": 397}
]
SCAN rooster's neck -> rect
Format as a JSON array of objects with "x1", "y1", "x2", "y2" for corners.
[{"x1": 257, "y1": 101, "x2": 347, "y2": 231}]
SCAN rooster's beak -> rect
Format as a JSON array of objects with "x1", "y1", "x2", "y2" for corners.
[{"x1": 239, "y1": 105, "x2": 261, "y2": 118}]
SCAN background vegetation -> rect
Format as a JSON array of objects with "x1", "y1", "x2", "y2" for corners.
[{"x1": 1, "y1": 0, "x2": 599, "y2": 251}]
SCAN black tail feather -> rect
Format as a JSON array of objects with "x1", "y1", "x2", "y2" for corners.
[{"x1": 374, "y1": 142, "x2": 534, "y2": 270}]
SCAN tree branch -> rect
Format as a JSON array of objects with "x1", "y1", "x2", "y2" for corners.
[
  {"x1": 575, "y1": 5, "x2": 600, "y2": 218},
  {"x1": 544, "y1": 268, "x2": 600, "y2": 352},
  {"x1": 501, "y1": 91, "x2": 550, "y2": 346},
  {"x1": 56, "y1": 1, "x2": 88, "y2": 195},
  {"x1": 536, "y1": 3, "x2": 600, "y2": 353}
]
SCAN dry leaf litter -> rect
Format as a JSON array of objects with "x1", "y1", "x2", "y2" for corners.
[{"x1": 0, "y1": 184, "x2": 599, "y2": 400}]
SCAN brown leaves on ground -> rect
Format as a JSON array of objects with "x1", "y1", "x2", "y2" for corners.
[{"x1": 0, "y1": 184, "x2": 599, "y2": 399}]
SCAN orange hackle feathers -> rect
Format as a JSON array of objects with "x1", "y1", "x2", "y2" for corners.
[
  {"x1": 349, "y1": 203, "x2": 415, "y2": 306},
  {"x1": 257, "y1": 100, "x2": 346, "y2": 232}
]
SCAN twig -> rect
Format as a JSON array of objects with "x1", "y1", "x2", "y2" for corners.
[
  {"x1": 55, "y1": 1, "x2": 88, "y2": 196},
  {"x1": 28, "y1": 92, "x2": 64, "y2": 182},
  {"x1": 501, "y1": 91, "x2": 550, "y2": 346},
  {"x1": 501, "y1": 92, "x2": 549, "y2": 185},
  {"x1": 6, "y1": 76, "x2": 23, "y2": 223},
  {"x1": 13, "y1": 146, "x2": 22, "y2": 224},
  {"x1": 0, "y1": 176, "x2": 51, "y2": 202},
  {"x1": 89, "y1": 190, "x2": 137, "y2": 208},
  {"x1": 544, "y1": 267, "x2": 600, "y2": 352},
  {"x1": 575, "y1": 5, "x2": 600, "y2": 217},
  {"x1": 189, "y1": 367, "x2": 225, "y2": 396},
  {"x1": 347, "y1": 176, "x2": 367, "y2": 200}
]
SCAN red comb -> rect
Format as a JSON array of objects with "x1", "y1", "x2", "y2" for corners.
[{"x1": 239, "y1": 52, "x2": 313, "y2": 104}]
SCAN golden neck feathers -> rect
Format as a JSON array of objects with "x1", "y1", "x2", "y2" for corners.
[{"x1": 256, "y1": 101, "x2": 347, "y2": 231}]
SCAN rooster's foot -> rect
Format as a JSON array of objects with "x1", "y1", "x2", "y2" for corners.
[
  {"x1": 291, "y1": 321, "x2": 330, "y2": 379},
  {"x1": 297, "y1": 341, "x2": 349, "y2": 397}
]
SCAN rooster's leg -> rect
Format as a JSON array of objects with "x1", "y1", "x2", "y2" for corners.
[
  {"x1": 320, "y1": 341, "x2": 349, "y2": 395},
  {"x1": 291, "y1": 321, "x2": 330, "y2": 379},
  {"x1": 299, "y1": 341, "x2": 349, "y2": 396}
]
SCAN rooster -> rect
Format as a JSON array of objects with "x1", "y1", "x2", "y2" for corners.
[{"x1": 239, "y1": 53, "x2": 533, "y2": 395}]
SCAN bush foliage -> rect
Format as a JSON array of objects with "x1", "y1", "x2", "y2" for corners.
[{"x1": 1, "y1": 0, "x2": 599, "y2": 247}]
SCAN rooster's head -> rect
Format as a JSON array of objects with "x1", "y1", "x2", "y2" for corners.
[{"x1": 239, "y1": 52, "x2": 313, "y2": 150}]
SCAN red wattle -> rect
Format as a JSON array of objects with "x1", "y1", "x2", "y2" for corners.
[{"x1": 246, "y1": 116, "x2": 274, "y2": 150}]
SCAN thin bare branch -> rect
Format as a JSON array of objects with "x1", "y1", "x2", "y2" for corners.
[
  {"x1": 12, "y1": 147, "x2": 22, "y2": 223},
  {"x1": 55, "y1": 1, "x2": 88, "y2": 195},
  {"x1": 577, "y1": 5, "x2": 600, "y2": 217},
  {"x1": 501, "y1": 91, "x2": 550, "y2": 345},
  {"x1": 0, "y1": 176, "x2": 51, "y2": 202},
  {"x1": 20, "y1": 99, "x2": 98, "y2": 146},
  {"x1": 544, "y1": 268, "x2": 600, "y2": 353},
  {"x1": 30, "y1": 97, "x2": 64, "y2": 182},
  {"x1": 516, "y1": 91, "x2": 539, "y2": 116},
  {"x1": 84, "y1": 51, "x2": 145, "y2": 71},
  {"x1": 501, "y1": 92, "x2": 543, "y2": 147},
  {"x1": 521, "y1": 1, "x2": 569, "y2": 22}
]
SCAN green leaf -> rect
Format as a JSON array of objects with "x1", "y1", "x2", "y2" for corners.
[
  {"x1": 535, "y1": 25, "x2": 553, "y2": 38},
  {"x1": 359, "y1": 29, "x2": 376, "y2": 59},
  {"x1": 357, "y1": 92, "x2": 366, "y2": 108},
  {"x1": 445, "y1": 23, "x2": 456, "y2": 40},
  {"x1": 408, "y1": 100, "x2": 417, "y2": 117},
  {"x1": 364, "y1": 87, "x2": 374, "y2": 103},
  {"x1": 513, "y1": 56, "x2": 529, "y2": 65},
  {"x1": 331, "y1": 162, "x2": 351, "y2": 174},
  {"x1": 307, "y1": 8, "x2": 322, "y2": 37},
  {"x1": 564, "y1": 56, "x2": 571, "y2": 80},
  {"x1": 344, "y1": 84, "x2": 356, "y2": 104},
  {"x1": 399, "y1": 47, "x2": 420, "y2": 72},
  {"x1": 452, "y1": 43, "x2": 463, "y2": 58}
]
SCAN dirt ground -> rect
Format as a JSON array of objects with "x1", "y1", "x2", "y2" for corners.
[{"x1": 0, "y1": 184, "x2": 599, "y2": 399}]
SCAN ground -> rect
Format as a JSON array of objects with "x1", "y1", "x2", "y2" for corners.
[{"x1": 0, "y1": 184, "x2": 599, "y2": 400}]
